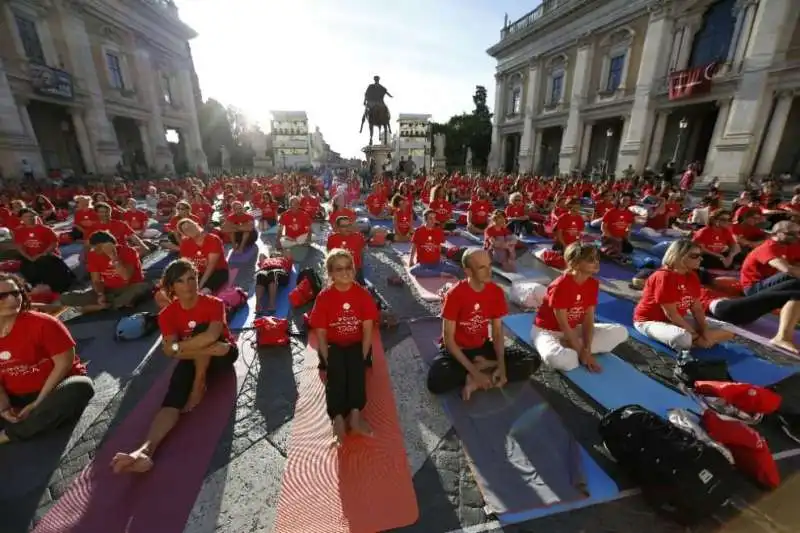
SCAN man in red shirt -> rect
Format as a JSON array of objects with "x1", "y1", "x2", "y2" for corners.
[
  {"x1": 410, "y1": 210, "x2": 461, "y2": 278},
  {"x1": 327, "y1": 216, "x2": 367, "y2": 285},
  {"x1": 93, "y1": 202, "x2": 148, "y2": 256},
  {"x1": 740, "y1": 221, "x2": 800, "y2": 296},
  {"x1": 553, "y1": 198, "x2": 585, "y2": 250},
  {"x1": 365, "y1": 183, "x2": 389, "y2": 218},
  {"x1": 59, "y1": 231, "x2": 151, "y2": 313},
  {"x1": 601, "y1": 194, "x2": 636, "y2": 254},
  {"x1": 277, "y1": 196, "x2": 313, "y2": 251},
  {"x1": 466, "y1": 190, "x2": 493, "y2": 235},
  {"x1": 14, "y1": 208, "x2": 75, "y2": 293},
  {"x1": 222, "y1": 201, "x2": 257, "y2": 254},
  {"x1": 427, "y1": 248, "x2": 538, "y2": 399}
]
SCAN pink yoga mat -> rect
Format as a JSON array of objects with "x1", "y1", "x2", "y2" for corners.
[{"x1": 34, "y1": 362, "x2": 236, "y2": 533}]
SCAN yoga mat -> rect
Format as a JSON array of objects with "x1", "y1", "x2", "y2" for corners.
[
  {"x1": 370, "y1": 218, "x2": 393, "y2": 229},
  {"x1": 409, "y1": 319, "x2": 619, "y2": 524},
  {"x1": 631, "y1": 227, "x2": 678, "y2": 245},
  {"x1": 718, "y1": 317, "x2": 800, "y2": 361},
  {"x1": 273, "y1": 332, "x2": 418, "y2": 533},
  {"x1": 595, "y1": 292, "x2": 798, "y2": 387},
  {"x1": 492, "y1": 265, "x2": 550, "y2": 284},
  {"x1": 401, "y1": 255, "x2": 452, "y2": 302},
  {"x1": 457, "y1": 229, "x2": 484, "y2": 245},
  {"x1": 33, "y1": 362, "x2": 236, "y2": 533},
  {"x1": 502, "y1": 313, "x2": 699, "y2": 417},
  {"x1": 519, "y1": 234, "x2": 553, "y2": 245},
  {"x1": 59, "y1": 242, "x2": 83, "y2": 257},
  {"x1": 227, "y1": 244, "x2": 258, "y2": 265},
  {"x1": 142, "y1": 249, "x2": 175, "y2": 280},
  {"x1": 446, "y1": 235, "x2": 476, "y2": 248}
]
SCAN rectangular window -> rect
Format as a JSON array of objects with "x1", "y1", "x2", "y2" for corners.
[
  {"x1": 550, "y1": 73, "x2": 564, "y2": 104},
  {"x1": 510, "y1": 88, "x2": 521, "y2": 115},
  {"x1": 607, "y1": 54, "x2": 625, "y2": 92},
  {"x1": 106, "y1": 52, "x2": 125, "y2": 89},
  {"x1": 14, "y1": 14, "x2": 46, "y2": 64},
  {"x1": 161, "y1": 73, "x2": 172, "y2": 104}
]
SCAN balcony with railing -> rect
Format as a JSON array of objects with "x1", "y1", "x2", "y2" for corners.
[{"x1": 500, "y1": 0, "x2": 575, "y2": 40}]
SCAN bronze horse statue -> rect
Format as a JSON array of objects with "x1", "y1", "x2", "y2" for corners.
[{"x1": 362, "y1": 103, "x2": 392, "y2": 146}]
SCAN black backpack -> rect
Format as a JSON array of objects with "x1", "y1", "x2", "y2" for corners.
[{"x1": 599, "y1": 404, "x2": 735, "y2": 525}]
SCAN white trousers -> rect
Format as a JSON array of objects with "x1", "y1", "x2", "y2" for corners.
[
  {"x1": 635, "y1": 320, "x2": 693, "y2": 350},
  {"x1": 531, "y1": 323, "x2": 629, "y2": 371}
]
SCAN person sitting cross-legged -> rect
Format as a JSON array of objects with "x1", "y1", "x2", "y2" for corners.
[
  {"x1": 222, "y1": 201, "x2": 257, "y2": 254},
  {"x1": 484, "y1": 210, "x2": 517, "y2": 272},
  {"x1": 531, "y1": 242, "x2": 628, "y2": 372},
  {"x1": 409, "y1": 209, "x2": 461, "y2": 278},
  {"x1": 634, "y1": 239, "x2": 734, "y2": 351},
  {"x1": 308, "y1": 249, "x2": 378, "y2": 446},
  {"x1": 0, "y1": 273, "x2": 94, "y2": 446},
  {"x1": 177, "y1": 219, "x2": 229, "y2": 294},
  {"x1": 14, "y1": 207, "x2": 75, "y2": 293},
  {"x1": 277, "y1": 196, "x2": 313, "y2": 250},
  {"x1": 427, "y1": 248, "x2": 539, "y2": 400},
  {"x1": 58, "y1": 231, "x2": 151, "y2": 314},
  {"x1": 111, "y1": 259, "x2": 238, "y2": 473}
]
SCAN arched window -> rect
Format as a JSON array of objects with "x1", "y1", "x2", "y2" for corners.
[
  {"x1": 506, "y1": 73, "x2": 523, "y2": 116},
  {"x1": 688, "y1": 0, "x2": 737, "y2": 67},
  {"x1": 545, "y1": 54, "x2": 568, "y2": 107},
  {"x1": 599, "y1": 28, "x2": 635, "y2": 94}
]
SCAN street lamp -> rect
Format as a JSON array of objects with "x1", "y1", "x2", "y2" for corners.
[
  {"x1": 672, "y1": 117, "x2": 689, "y2": 165},
  {"x1": 603, "y1": 128, "x2": 614, "y2": 176}
]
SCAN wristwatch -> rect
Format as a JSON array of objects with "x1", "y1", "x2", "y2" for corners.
[{"x1": 171, "y1": 342, "x2": 180, "y2": 354}]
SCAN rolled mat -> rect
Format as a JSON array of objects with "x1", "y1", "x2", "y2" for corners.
[
  {"x1": 273, "y1": 332, "x2": 418, "y2": 533},
  {"x1": 502, "y1": 313, "x2": 699, "y2": 417},
  {"x1": 408, "y1": 318, "x2": 618, "y2": 524},
  {"x1": 594, "y1": 291, "x2": 798, "y2": 387}
]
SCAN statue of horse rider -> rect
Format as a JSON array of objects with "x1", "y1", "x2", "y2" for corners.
[{"x1": 360, "y1": 76, "x2": 392, "y2": 133}]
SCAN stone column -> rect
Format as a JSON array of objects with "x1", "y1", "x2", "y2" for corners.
[
  {"x1": 489, "y1": 74, "x2": 504, "y2": 172},
  {"x1": 0, "y1": 58, "x2": 43, "y2": 179},
  {"x1": 518, "y1": 61, "x2": 540, "y2": 173},
  {"x1": 559, "y1": 42, "x2": 594, "y2": 174},
  {"x1": 138, "y1": 121, "x2": 153, "y2": 168},
  {"x1": 731, "y1": 0, "x2": 758, "y2": 70},
  {"x1": 178, "y1": 69, "x2": 208, "y2": 173},
  {"x1": 579, "y1": 123, "x2": 593, "y2": 169},
  {"x1": 704, "y1": 0, "x2": 800, "y2": 184},
  {"x1": 60, "y1": 12, "x2": 120, "y2": 174},
  {"x1": 754, "y1": 92, "x2": 794, "y2": 175},
  {"x1": 531, "y1": 130, "x2": 542, "y2": 174},
  {"x1": 617, "y1": 9, "x2": 673, "y2": 172},
  {"x1": 647, "y1": 111, "x2": 669, "y2": 169},
  {"x1": 133, "y1": 48, "x2": 172, "y2": 172},
  {"x1": 70, "y1": 110, "x2": 96, "y2": 173}
]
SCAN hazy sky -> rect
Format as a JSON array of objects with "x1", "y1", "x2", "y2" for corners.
[{"x1": 176, "y1": 0, "x2": 539, "y2": 158}]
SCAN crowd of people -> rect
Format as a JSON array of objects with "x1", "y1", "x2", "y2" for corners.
[{"x1": 0, "y1": 166, "x2": 798, "y2": 463}]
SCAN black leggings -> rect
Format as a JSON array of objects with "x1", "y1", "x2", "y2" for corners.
[
  {"x1": 201, "y1": 268, "x2": 229, "y2": 293},
  {"x1": 254, "y1": 268, "x2": 289, "y2": 288},
  {"x1": 20, "y1": 254, "x2": 76, "y2": 293},
  {"x1": 711, "y1": 290, "x2": 800, "y2": 325},
  {"x1": 426, "y1": 341, "x2": 540, "y2": 394},
  {"x1": 326, "y1": 342, "x2": 368, "y2": 419},
  {"x1": 701, "y1": 253, "x2": 729, "y2": 270}
]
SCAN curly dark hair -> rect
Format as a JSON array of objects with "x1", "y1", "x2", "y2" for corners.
[
  {"x1": 160, "y1": 258, "x2": 197, "y2": 297},
  {"x1": 0, "y1": 272, "x2": 32, "y2": 311}
]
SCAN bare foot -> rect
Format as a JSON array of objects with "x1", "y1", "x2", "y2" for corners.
[
  {"x1": 182, "y1": 385, "x2": 206, "y2": 413},
  {"x1": 332, "y1": 416, "x2": 347, "y2": 447},
  {"x1": 461, "y1": 378, "x2": 479, "y2": 401},
  {"x1": 770, "y1": 337, "x2": 800, "y2": 354},
  {"x1": 0, "y1": 431, "x2": 9, "y2": 445},
  {"x1": 111, "y1": 450, "x2": 154, "y2": 474},
  {"x1": 349, "y1": 411, "x2": 373, "y2": 437}
]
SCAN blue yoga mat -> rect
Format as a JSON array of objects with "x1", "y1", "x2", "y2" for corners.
[
  {"x1": 391, "y1": 241, "x2": 412, "y2": 254},
  {"x1": 447, "y1": 235, "x2": 475, "y2": 248},
  {"x1": 519, "y1": 234, "x2": 553, "y2": 245},
  {"x1": 594, "y1": 292, "x2": 798, "y2": 387},
  {"x1": 409, "y1": 319, "x2": 619, "y2": 524},
  {"x1": 503, "y1": 313, "x2": 699, "y2": 417},
  {"x1": 370, "y1": 218, "x2": 393, "y2": 229},
  {"x1": 458, "y1": 230, "x2": 483, "y2": 245}
]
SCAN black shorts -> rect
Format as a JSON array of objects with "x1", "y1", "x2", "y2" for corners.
[
  {"x1": 202, "y1": 268, "x2": 230, "y2": 293},
  {"x1": 255, "y1": 268, "x2": 289, "y2": 288},
  {"x1": 162, "y1": 344, "x2": 239, "y2": 409}
]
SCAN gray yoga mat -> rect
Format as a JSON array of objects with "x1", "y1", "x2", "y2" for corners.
[{"x1": 409, "y1": 319, "x2": 587, "y2": 515}]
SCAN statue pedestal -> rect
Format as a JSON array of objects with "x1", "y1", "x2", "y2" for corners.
[
  {"x1": 433, "y1": 156, "x2": 447, "y2": 170},
  {"x1": 363, "y1": 144, "x2": 392, "y2": 172}
]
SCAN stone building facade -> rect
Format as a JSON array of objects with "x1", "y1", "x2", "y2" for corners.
[
  {"x1": 394, "y1": 113, "x2": 431, "y2": 172},
  {"x1": 270, "y1": 111, "x2": 311, "y2": 169},
  {"x1": 0, "y1": 0, "x2": 208, "y2": 180},
  {"x1": 487, "y1": 0, "x2": 800, "y2": 185}
]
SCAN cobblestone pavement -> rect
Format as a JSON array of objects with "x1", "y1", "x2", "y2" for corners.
[{"x1": 5, "y1": 233, "x2": 800, "y2": 533}]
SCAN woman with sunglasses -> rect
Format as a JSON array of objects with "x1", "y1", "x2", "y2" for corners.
[
  {"x1": 692, "y1": 210, "x2": 738, "y2": 269},
  {"x1": 634, "y1": 239, "x2": 733, "y2": 351},
  {"x1": 308, "y1": 249, "x2": 378, "y2": 446},
  {"x1": 327, "y1": 216, "x2": 367, "y2": 285},
  {"x1": 111, "y1": 259, "x2": 237, "y2": 474},
  {"x1": 177, "y1": 219, "x2": 229, "y2": 294},
  {"x1": 0, "y1": 273, "x2": 94, "y2": 445},
  {"x1": 531, "y1": 243, "x2": 628, "y2": 372}
]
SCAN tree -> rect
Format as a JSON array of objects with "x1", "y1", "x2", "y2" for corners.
[
  {"x1": 197, "y1": 99, "x2": 258, "y2": 168},
  {"x1": 430, "y1": 85, "x2": 493, "y2": 171}
]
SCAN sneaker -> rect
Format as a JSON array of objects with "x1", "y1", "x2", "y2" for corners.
[{"x1": 777, "y1": 414, "x2": 800, "y2": 445}]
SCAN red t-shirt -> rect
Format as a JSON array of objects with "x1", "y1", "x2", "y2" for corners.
[
  {"x1": 429, "y1": 199, "x2": 453, "y2": 223},
  {"x1": 227, "y1": 212, "x2": 255, "y2": 226},
  {"x1": 602, "y1": 208, "x2": 635, "y2": 239},
  {"x1": 86, "y1": 244, "x2": 144, "y2": 289},
  {"x1": 93, "y1": 220, "x2": 134, "y2": 244},
  {"x1": 14, "y1": 224, "x2": 57, "y2": 256},
  {"x1": 395, "y1": 209, "x2": 413, "y2": 234},
  {"x1": 484, "y1": 224, "x2": 511, "y2": 249},
  {"x1": 441, "y1": 279, "x2": 507, "y2": 349},
  {"x1": 279, "y1": 209, "x2": 312, "y2": 239},
  {"x1": 328, "y1": 207, "x2": 357, "y2": 226},
  {"x1": 326, "y1": 232, "x2": 366, "y2": 268},
  {"x1": 365, "y1": 193, "x2": 387, "y2": 216},
  {"x1": 731, "y1": 223, "x2": 766, "y2": 242},
  {"x1": 256, "y1": 200, "x2": 279, "y2": 221},
  {"x1": 123, "y1": 209, "x2": 149, "y2": 231},
  {"x1": 412, "y1": 226, "x2": 445, "y2": 264},
  {"x1": 554, "y1": 213, "x2": 585, "y2": 245},
  {"x1": 468, "y1": 200, "x2": 493, "y2": 226},
  {"x1": 158, "y1": 293, "x2": 233, "y2": 343},
  {"x1": 505, "y1": 204, "x2": 526, "y2": 219},
  {"x1": 308, "y1": 284, "x2": 379, "y2": 345},
  {"x1": 693, "y1": 226, "x2": 735, "y2": 254},
  {"x1": 191, "y1": 202, "x2": 213, "y2": 225},
  {"x1": 166, "y1": 213, "x2": 201, "y2": 233},
  {"x1": 180, "y1": 233, "x2": 228, "y2": 273},
  {"x1": 74, "y1": 208, "x2": 99, "y2": 235},
  {"x1": 634, "y1": 268, "x2": 701, "y2": 323},
  {"x1": 0, "y1": 311, "x2": 84, "y2": 395},
  {"x1": 534, "y1": 274, "x2": 599, "y2": 331},
  {"x1": 300, "y1": 196, "x2": 321, "y2": 218},
  {"x1": 740, "y1": 239, "x2": 794, "y2": 289}
]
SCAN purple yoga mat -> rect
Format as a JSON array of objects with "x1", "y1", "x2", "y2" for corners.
[
  {"x1": 743, "y1": 316, "x2": 800, "y2": 345},
  {"x1": 227, "y1": 244, "x2": 258, "y2": 265},
  {"x1": 34, "y1": 362, "x2": 236, "y2": 533}
]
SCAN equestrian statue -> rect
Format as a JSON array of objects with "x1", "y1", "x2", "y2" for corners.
[{"x1": 360, "y1": 75, "x2": 392, "y2": 146}]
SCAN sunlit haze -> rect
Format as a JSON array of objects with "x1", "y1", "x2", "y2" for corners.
[{"x1": 176, "y1": 0, "x2": 539, "y2": 158}]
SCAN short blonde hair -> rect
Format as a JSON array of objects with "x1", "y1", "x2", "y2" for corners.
[
  {"x1": 661, "y1": 239, "x2": 697, "y2": 269},
  {"x1": 564, "y1": 242, "x2": 598, "y2": 268},
  {"x1": 325, "y1": 248, "x2": 354, "y2": 276},
  {"x1": 176, "y1": 218, "x2": 201, "y2": 236}
]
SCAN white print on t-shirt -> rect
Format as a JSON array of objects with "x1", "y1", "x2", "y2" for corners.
[
  {"x1": 330, "y1": 301, "x2": 361, "y2": 337},
  {"x1": 188, "y1": 320, "x2": 197, "y2": 329},
  {"x1": 459, "y1": 304, "x2": 488, "y2": 338},
  {"x1": 24, "y1": 231, "x2": 42, "y2": 251},
  {"x1": 566, "y1": 293, "x2": 585, "y2": 324},
  {"x1": 0, "y1": 351, "x2": 10, "y2": 360},
  {"x1": 677, "y1": 284, "x2": 693, "y2": 313}
]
